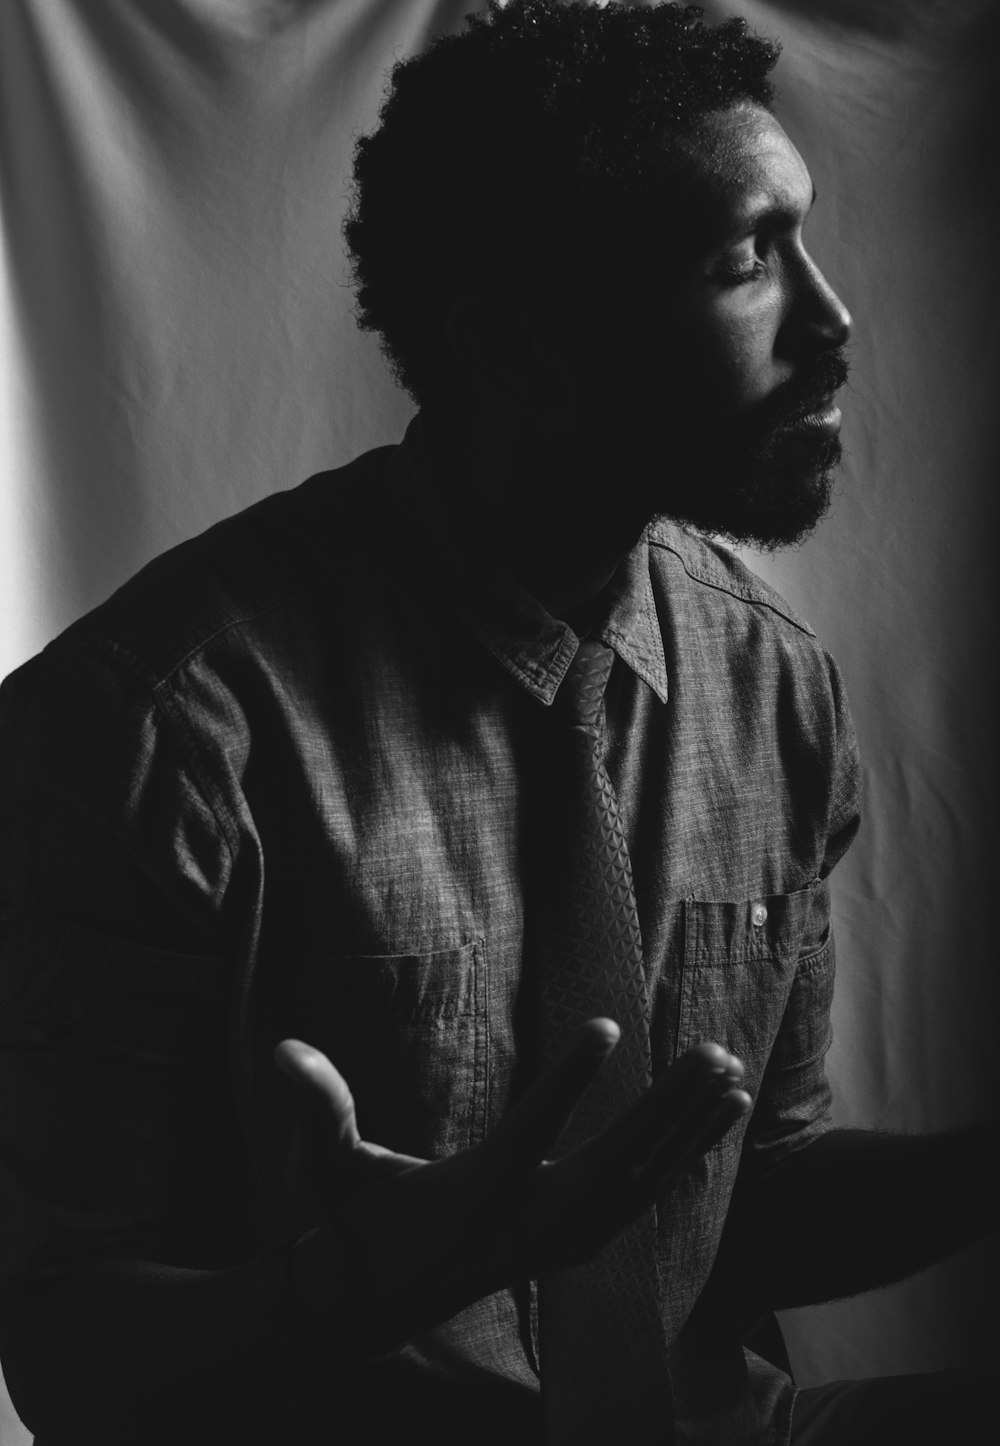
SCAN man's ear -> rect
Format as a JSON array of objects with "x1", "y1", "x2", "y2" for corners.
[{"x1": 444, "y1": 288, "x2": 578, "y2": 417}]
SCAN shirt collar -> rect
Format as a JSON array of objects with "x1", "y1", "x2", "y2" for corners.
[{"x1": 388, "y1": 414, "x2": 669, "y2": 707}]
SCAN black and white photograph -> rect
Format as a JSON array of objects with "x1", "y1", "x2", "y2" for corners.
[{"x1": 1, "y1": 2, "x2": 997, "y2": 1441}]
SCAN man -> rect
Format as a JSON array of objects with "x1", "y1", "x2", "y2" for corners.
[{"x1": 0, "y1": 2, "x2": 995, "y2": 1443}]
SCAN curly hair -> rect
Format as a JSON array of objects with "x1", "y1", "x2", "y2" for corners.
[{"x1": 344, "y1": 1, "x2": 780, "y2": 413}]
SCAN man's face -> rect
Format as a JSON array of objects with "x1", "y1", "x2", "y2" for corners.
[{"x1": 584, "y1": 103, "x2": 852, "y2": 549}]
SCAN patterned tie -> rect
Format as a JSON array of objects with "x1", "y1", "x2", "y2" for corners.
[{"x1": 532, "y1": 638, "x2": 672, "y2": 1444}]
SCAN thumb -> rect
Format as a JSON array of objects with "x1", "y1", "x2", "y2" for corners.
[
  {"x1": 274, "y1": 1039, "x2": 360, "y2": 1209},
  {"x1": 275, "y1": 1038, "x2": 361, "y2": 1148}
]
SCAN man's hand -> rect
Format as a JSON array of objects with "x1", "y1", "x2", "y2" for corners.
[{"x1": 275, "y1": 1021, "x2": 750, "y2": 1351}]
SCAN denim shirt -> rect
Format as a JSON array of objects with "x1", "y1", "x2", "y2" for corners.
[{"x1": 0, "y1": 418, "x2": 860, "y2": 1443}]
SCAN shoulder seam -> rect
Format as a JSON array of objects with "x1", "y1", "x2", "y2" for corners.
[
  {"x1": 96, "y1": 636, "x2": 249, "y2": 867},
  {"x1": 647, "y1": 535, "x2": 816, "y2": 639},
  {"x1": 95, "y1": 588, "x2": 292, "y2": 692}
]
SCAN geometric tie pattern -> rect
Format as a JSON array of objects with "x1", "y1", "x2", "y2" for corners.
[{"x1": 533, "y1": 639, "x2": 673, "y2": 1445}]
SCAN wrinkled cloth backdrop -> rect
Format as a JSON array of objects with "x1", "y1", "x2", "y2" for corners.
[{"x1": 1, "y1": 1, "x2": 997, "y2": 1439}]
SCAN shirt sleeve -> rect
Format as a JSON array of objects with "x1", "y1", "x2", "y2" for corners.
[
  {"x1": 739, "y1": 878, "x2": 838, "y2": 1178},
  {"x1": 0, "y1": 640, "x2": 237, "y2": 1281},
  {"x1": 739, "y1": 648, "x2": 863, "y2": 1180}
]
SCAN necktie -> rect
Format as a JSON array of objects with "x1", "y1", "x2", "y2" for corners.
[{"x1": 533, "y1": 638, "x2": 672, "y2": 1444}]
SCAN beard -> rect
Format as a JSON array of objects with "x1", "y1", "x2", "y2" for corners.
[{"x1": 626, "y1": 349, "x2": 851, "y2": 550}]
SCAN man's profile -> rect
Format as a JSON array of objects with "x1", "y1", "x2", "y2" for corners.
[{"x1": 0, "y1": 3, "x2": 996, "y2": 1444}]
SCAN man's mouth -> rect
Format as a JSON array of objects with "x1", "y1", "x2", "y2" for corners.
[
  {"x1": 785, "y1": 400, "x2": 842, "y2": 437},
  {"x1": 756, "y1": 349, "x2": 850, "y2": 441}
]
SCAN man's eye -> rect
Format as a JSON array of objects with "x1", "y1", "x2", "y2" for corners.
[{"x1": 717, "y1": 255, "x2": 766, "y2": 285}]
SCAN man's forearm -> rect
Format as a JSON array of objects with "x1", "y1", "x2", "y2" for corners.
[{"x1": 712, "y1": 1122, "x2": 1000, "y2": 1311}]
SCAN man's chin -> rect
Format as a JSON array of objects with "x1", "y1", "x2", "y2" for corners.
[{"x1": 657, "y1": 436, "x2": 840, "y2": 552}]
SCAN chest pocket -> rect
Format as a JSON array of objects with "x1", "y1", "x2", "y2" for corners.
[
  {"x1": 278, "y1": 939, "x2": 489, "y2": 1163},
  {"x1": 677, "y1": 882, "x2": 828, "y2": 1104}
]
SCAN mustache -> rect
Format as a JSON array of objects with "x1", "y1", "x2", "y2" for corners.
[{"x1": 751, "y1": 349, "x2": 851, "y2": 434}]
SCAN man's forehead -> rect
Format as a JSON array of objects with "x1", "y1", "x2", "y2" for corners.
[{"x1": 665, "y1": 103, "x2": 814, "y2": 235}]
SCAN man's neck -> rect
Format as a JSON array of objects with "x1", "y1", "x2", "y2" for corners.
[{"x1": 425, "y1": 407, "x2": 648, "y2": 621}]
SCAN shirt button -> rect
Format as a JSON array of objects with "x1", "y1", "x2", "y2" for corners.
[{"x1": 751, "y1": 903, "x2": 768, "y2": 927}]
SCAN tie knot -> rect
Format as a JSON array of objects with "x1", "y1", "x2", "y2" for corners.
[{"x1": 556, "y1": 638, "x2": 615, "y2": 731}]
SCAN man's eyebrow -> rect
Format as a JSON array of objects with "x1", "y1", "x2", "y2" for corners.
[{"x1": 725, "y1": 185, "x2": 818, "y2": 235}]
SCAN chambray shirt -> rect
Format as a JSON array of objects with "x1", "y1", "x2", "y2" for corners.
[{"x1": 0, "y1": 417, "x2": 860, "y2": 1444}]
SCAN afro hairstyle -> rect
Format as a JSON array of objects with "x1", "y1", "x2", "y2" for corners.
[{"x1": 344, "y1": 0, "x2": 780, "y2": 413}]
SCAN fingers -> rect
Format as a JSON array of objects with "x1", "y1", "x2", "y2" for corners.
[
  {"x1": 628, "y1": 1077, "x2": 751, "y2": 1193},
  {"x1": 487, "y1": 1018, "x2": 621, "y2": 1174},
  {"x1": 512, "y1": 1042, "x2": 751, "y2": 1267},
  {"x1": 602, "y1": 1041, "x2": 741, "y2": 1158},
  {"x1": 274, "y1": 1038, "x2": 361, "y2": 1151},
  {"x1": 580, "y1": 1041, "x2": 751, "y2": 1195}
]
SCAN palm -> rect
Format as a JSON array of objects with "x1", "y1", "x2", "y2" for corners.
[{"x1": 274, "y1": 1024, "x2": 749, "y2": 1348}]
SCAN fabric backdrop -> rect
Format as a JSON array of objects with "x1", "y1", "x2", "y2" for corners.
[{"x1": 1, "y1": 0, "x2": 996, "y2": 1438}]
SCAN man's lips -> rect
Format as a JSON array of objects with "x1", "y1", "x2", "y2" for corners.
[
  {"x1": 785, "y1": 401, "x2": 842, "y2": 437},
  {"x1": 732, "y1": 362, "x2": 848, "y2": 449},
  {"x1": 748, "y1": 376, "x2": 846, "y2": 444}
]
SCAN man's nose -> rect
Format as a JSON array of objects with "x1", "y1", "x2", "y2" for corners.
[{"x1": 785, "y1": 253, "x2": 853, "y2": 354}]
